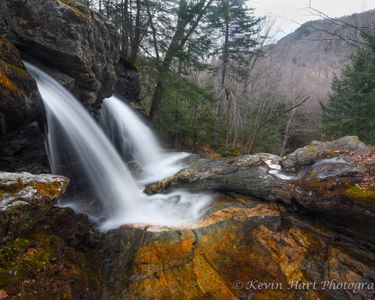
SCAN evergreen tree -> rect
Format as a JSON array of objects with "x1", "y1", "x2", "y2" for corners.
[
  {"x1": 208, "y1": 0, "x2": 262, "y2": 87},
  {"x1": 322, "y1": 32, "x2": 375, "y2": 144}
]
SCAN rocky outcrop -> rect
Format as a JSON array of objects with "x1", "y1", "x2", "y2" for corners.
[
  {"x1": 0, "y1": 123, "x2": 49, "y2": 173},
  {"x1": 147, "y1": 137, "x2": 375, "y2": 227},
  {"x1": 0, "y1": 137, "x2": 374, "y2": 299},
  {"x1": 282, "y1": 136, "x2": 371, "y2": 171},
  {"x1": 115, "y1": 56, "x2": 140, "y2": 104},
  {"x1": 0, "y1": 172, "x2": 69, "y2": 244},
  {"x1": 0, "y1": 36, "x2": 42, "y2": 140},
  {"x1": 0, "y1": 172, "x2": 105, "y2": 299},
  {"x1": 0, "y1": 0, "x2": 120, "y2": 108},
  {"x1": 103, "y1": 194, "x2": 375, "y2": 299}
]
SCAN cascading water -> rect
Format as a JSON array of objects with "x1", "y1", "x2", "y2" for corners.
[
  {"x1": 100, "y1": 96, "x2": 188, "y2": 184},
  {"x1": 26, "y1": 63, "x2": 212, "y2": 230},
  {"x1": 25, "y1": 63, "x2": 142, "y2": 220}
]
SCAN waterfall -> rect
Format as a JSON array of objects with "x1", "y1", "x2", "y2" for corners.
[
  {"x1": 100, "y1": 96, "x2": 188, "y2": 184},
  {"x1": 26, "y1": 63, "x2": 212, "y2": 230},
  {"x1": 25, "y1": 63, "x2": 143, "y2": 220}
]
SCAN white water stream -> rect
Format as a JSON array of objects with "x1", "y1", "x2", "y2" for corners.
[
  {"x1": 26, "y1": 63, "x2": 212, "y2": 231},
  {"x1": 100, "y1": 96, "x2": 188, "y2": 184}
]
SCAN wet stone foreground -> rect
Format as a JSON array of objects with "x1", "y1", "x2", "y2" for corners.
[{"x1": 1, "y1": 136, "x2": 375, "y2": 299}]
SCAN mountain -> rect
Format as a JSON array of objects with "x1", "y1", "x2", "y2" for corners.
[{"x1": 252, "y1": 9, "x2": 375, "y2": 131}]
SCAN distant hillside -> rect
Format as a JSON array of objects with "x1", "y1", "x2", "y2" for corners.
[{"x1": 252, "y1": 9, "x2": 375, "y2": 131}]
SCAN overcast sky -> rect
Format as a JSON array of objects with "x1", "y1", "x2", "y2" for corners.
[{"x1": 249, "y1": 0, "x2": 375, "y2": 41}]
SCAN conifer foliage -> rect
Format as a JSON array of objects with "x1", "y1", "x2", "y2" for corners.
[{"x1": 322, "y1": 33, "x2": 375, "y2": 145}]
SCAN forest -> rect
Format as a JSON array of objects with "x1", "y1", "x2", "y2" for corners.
[{"x1": 77, "y1": 0, "x2": 374, "y2": 156}]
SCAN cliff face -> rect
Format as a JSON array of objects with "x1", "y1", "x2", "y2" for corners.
[
  {"x1": 0, "y1": 0, "x2": 125, "y2": 173},
  {"x1": 0, "y1": 0, "x2": 120, "y2": 109},
  {"x1": 0, "y1": 36, "x2": 42, "y2": 139}
]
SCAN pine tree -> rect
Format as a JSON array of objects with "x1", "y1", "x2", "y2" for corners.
[
  {"x1": 322, "y1": 33, "x2": 375, "y2": 144},
  {"x1": 208, "y1": 0, "x2": 262, "y2": 87}
]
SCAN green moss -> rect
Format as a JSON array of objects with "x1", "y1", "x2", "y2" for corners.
[
  {"x1": 345, "y1": 186, "x2": 375, "y2": 201},
  {"x1": 1, "y1": 60, "x2": 29, "y2": 78},
  {"x1": 59, "y1": 0, "x2": 77, "y2": 5},
  {"x1": 58, "y1": 0, "x2": 88, "y2": 19},
  {"x1": 365, "y1": 164, "x2": 375, "y2": 173},
  {"x1": 0, "y1": 238, "x2": 30, "y2": 269},
  {"x1": 347, "y1": 136, "x2": 360, "y2": 142},
  {"x1": 0, "y1": 233, "x2": 70, "y2": 297},
  {"x1": 304, "y1": 144, "x2": 316, "y2": 153},
  {"x1": 0, "y1": 229, "x2": 103, "y2": 297}
]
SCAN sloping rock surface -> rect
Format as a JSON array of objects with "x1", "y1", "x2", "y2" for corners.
[
  {"x1": 147, "y1": 137, "x2": 375, "y2": 225},
  {"x1": 103, "y1": 195, "x2": 375, "y2": 299}
]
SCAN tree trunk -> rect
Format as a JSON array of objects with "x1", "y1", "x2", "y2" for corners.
[
  {"x1": 130, "y1": 0, "x2": 141, "y2": 62},
  {"x1": 221, "y1": 6, "x2": 229, "y2": 88},
  {"x1": 149, "y1": 80, "x2": 164, "y2": 123},
  {"x1": 148, "y1": 0, "x2": 213, "y2": 122},
  {"x1": 280, "y1": 105, "x2": 297, "y2": 156}
]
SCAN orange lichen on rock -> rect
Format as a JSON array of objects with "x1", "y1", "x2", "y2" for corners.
[
  {"x1": 0, "y1": 73, "x2": 17, "y2": 92},
  {"x1": 119, "y1": 195, "x2": 375, "y2": 299}
]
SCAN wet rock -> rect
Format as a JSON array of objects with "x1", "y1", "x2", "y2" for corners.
[
  {"x1": 115, "y1": 56, "x2": 140, "y2": 104},
  {"x1": 0, "y1": 122, "x2": 49, "y2": 173},
  {"x1": 0, "y1": 230, "x2": 102, "y2": 299},
  {"x1": 103, "y1": 195, "x2": 375, "y2": 299},
  {"x1": 0, "y1": 172, "x2": 69, "y2": 244},
  {"x1": 0, "y1": 0, "x2": 120, "y2": 108},
  {"x1": 0, "y1": 36, "x2": 42, "y2": 140},
  {"x1": 0, "y1": 187, "x2": 104, "y2": 299},
  {"x1": 145, "y1": 153, "x2": 284, "y2": 197},
  {"x1": 146, "y1": 138, "x2": 375, "y2": 227},
  {"x1": 282, "y1": 136, "x2": 371, "y2": 171}
]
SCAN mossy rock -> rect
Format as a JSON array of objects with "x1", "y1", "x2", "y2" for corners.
[
  {"x1": 57, "y1": 0, "x2": 89, "y2": 19},
  {"x1": 345, "y1": 185, "x2": 375, "y2": 201},
  {"x1": 0, "y1": 232, "x2": 99, "y2": 299},
  {"x1": 0, "y1": 36, "x2": 41, "y2": 136}
]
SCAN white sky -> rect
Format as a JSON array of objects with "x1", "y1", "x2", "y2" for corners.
[{"x1": 249, "y1": 0, "x2": 375, "y2": 41}]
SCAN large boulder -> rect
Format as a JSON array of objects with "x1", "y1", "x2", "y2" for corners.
[
  {"x1": 0, "y1": 0, "x2": 120, "y2": 108},
  {"x1": 146, "y1": 137, "x2": 375, "y2": 226},
  {"x1": 0, "y1": 172, "x2": 69, "y2": 244},
  {"x1": 102, "y1": 195, "x2": 375, "y2": 299},
  {"x1": 0, "y1": 171, "x2": 105, "y2": 299},
  {"x1": 281, "y1": 136, "x2": 371, "y2": 171},
  {"x1": 0, "y1": 36, "x2": 42, "y2": 140}
]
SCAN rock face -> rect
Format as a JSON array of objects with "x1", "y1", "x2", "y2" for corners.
[
  {"x1": 0, "y1": 171, "x2": 105, "y2": 299},
  {"x1": 0, "y1": 172, "x2": 69, "y2": 244},
  {"x1": 115, "y1": 56, "x2": 140, "y2": 104},
  {"x1": 103, "y1": 195, "x2": 375, "y2": 299},
  {"x1": 147, "y1": 137, "x2": 375, "y2": 227},
  {"x1": 0, "y1": 123, "x2": 49, "y2": 174},
  {"x1": 0, "y1": 0, "x2": 120, "y2": 108},
  {"x1": 0, "y1": 36, "x2": 42, "y2": 140}
]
